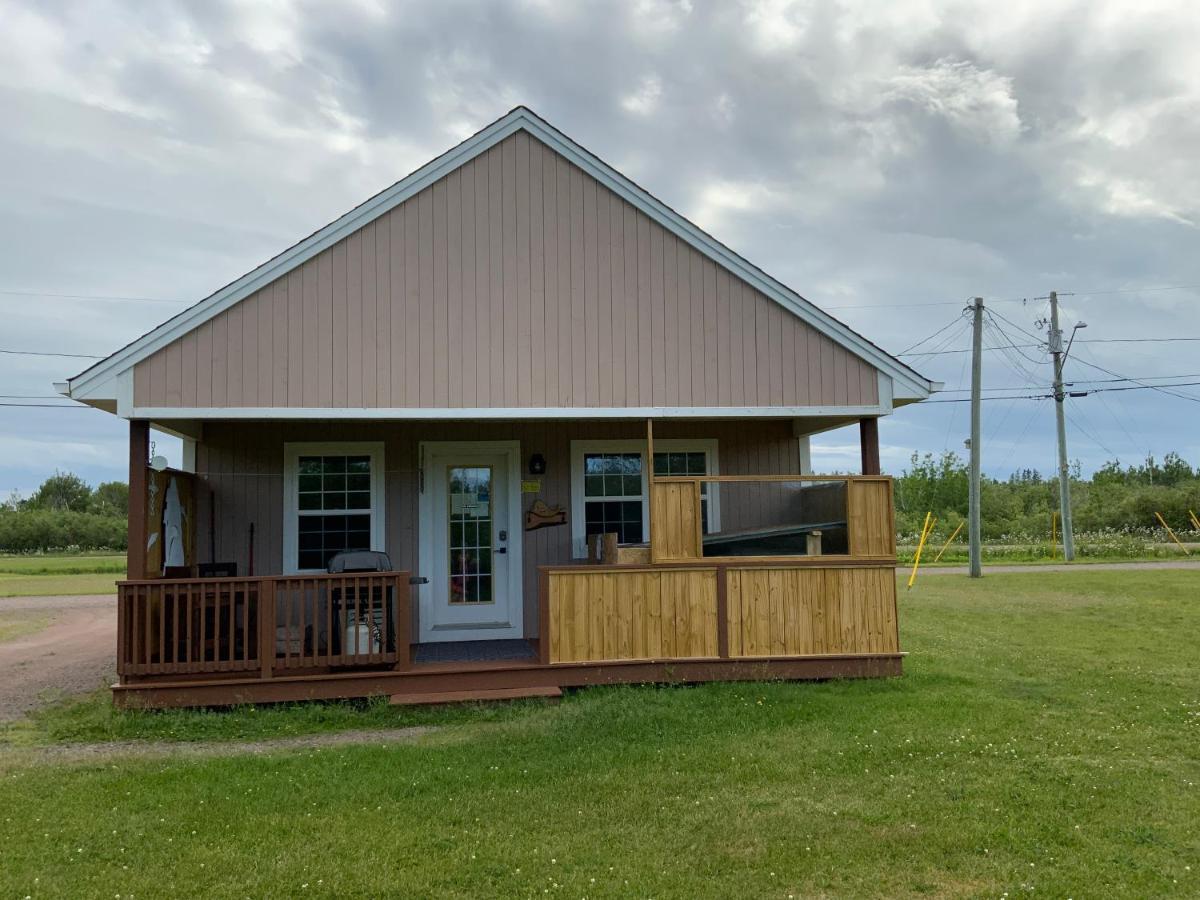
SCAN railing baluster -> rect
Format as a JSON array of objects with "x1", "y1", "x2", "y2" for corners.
[
  {"x1": 259, "y1": 577, "x2": 274, "y2": 680},
  {"x1": 142, "y1": 585, "x2": 152, "y2": 672},
  {"x1": 353, "y1": 574, "x2": 361, "y2": 662},
  {"x1": 161, "y1": 586, "x2": 169, "y2": 671},
  {"x1": 327, "y1": 577, "x2": 335, "y2": 666},
  {"x1": 185, "y1": 583, "x2": 193, "y2": 667},
  {"x1": 295, "y1": 579, "x2": 304, "y2": 667},
  {"x1": 242, "y1": 579, "x2": 250, "y2": 669},
  {"x1": 200, "y1": 584, "x2": 209, "y2": 669}
]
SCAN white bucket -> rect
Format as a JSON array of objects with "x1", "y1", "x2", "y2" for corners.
[{"x1": 344, "y1": 623, "x2": 381, "y2": 655}]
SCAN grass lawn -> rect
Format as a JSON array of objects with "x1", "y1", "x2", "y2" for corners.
[
  {"x1": 2, "y1": 571, "x2": 1198, "y2": 897},
  {"x1": 0, "y1": 553, "x2": 124, "y2": 597}
]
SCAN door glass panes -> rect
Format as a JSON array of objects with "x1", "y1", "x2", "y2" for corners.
[
  {"x1": 653, "y1": 450, "x2": 712, "y2": 532},
  {"x1": 296, "y1": 454, "x2": 374, "y2": 570},
  {"x1": 448, "y1": 466, "x2": 494, "y2": 604},
  {"x1": 583, "y1": 452, "x2": 644, "y2": 543}
]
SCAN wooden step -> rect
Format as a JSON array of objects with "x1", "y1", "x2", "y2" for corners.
[{"x1": 388, "y1": 685, "x2": 563, "y2": 706}]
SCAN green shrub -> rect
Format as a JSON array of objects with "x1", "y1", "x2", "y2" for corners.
[{"x1": 0, "y1": 509, "x2": 126, "y2": 553}]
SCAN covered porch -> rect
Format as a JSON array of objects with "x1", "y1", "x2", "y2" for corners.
[{"x1": 115, "y1": 415, "x2": 899, "y2": 708}]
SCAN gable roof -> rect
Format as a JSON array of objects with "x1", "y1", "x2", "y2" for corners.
[{"x1": 63, "y1": 106, "x2": 936, "y2": 408}]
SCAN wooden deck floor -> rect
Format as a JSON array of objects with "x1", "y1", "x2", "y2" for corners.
[{"x1": 112, "y1": 652, "x2": 902, "y2": 709}]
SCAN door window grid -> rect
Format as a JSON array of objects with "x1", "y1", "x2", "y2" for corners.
[
  {"x1": 296, "y1": 455, "x2": 374, "y2": 571},
  {"x1": 448, "y1": 466, "x2": 494, "y2": 605}
]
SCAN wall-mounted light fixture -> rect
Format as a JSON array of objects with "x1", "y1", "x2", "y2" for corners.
[{"x1": 528, "y1": 453, "x2": 547, "y2": 475}]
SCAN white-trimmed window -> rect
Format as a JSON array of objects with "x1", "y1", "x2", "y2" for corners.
[
  {"x1": 283, "y1": 442, "x2": 385, "y2": 573},
  {"x1": 569, "y1": 439, "x2": 719, "y2": 557}
]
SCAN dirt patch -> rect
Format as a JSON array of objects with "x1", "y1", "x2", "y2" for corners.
[
  {"x1": 12, "y1": 725, "x2": 435, "y2": 765},
  {"x1": 0, "y1": 595, "x2": 116, "y2": 722}
]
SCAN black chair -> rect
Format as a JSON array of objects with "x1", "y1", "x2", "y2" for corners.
[{"x1": 328, "y1": 551, "x2": 395, "y2": 657}]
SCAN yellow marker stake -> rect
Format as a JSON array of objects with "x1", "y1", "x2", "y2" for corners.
[
  {"x1": 1189, "y1": 510, "x2": 1200, "y2": 532},
  {"x1": 1155, "y1": 512, "x2": 1191, "y2": 555},
  {"x1": 907, "y1": 512, "x2": 935, "y2": 590},
  {"x1": 932, "y1": 521, "x2": 965, "y2": 563}
]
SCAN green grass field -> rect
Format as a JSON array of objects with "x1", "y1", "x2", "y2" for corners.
[
  {"x1": 1, "y1": 570, "x2": 1197, "y2": 897},
  {"x1": 0, "y1": 553, "x2": 124, "y2": 597}
]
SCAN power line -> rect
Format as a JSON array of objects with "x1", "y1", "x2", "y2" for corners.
[
  {"x1": 0, "y1": 402, "x2": 93, "y2": 409},
  {"x1": 984, "y1": 307, "x2": 1048, "y2": 348},
  {"x1": 937, "y1": 372, "x2": 1200, "y2": 393},
  {"x1": 1065, "y1": 407, "x2": 1119, "y2": 460},
  {"x1": 1077, "y1": 337, "x2": 1200, "y2": 344},
  {"x1": 0, "y1": 289, "x2": 187, "y2": 304},
  {"x1": 898, "y1": 337, "x2": 1200, "y2": 357},
  {"x1": 1071, "y1": 350, "x2": 1200, "y2": 404},
  {"x1": 996, "y1": 398, "x2": 1048, "y2": 472},
  {"x1": 897, "y1": 311, "x2": 970, "y2": 356},
  {"x1": 1068, "y1": 283, "x2": 1200, "y2": 297},
  {"x1": 922, "y1": 380, "x2": 1200, "y2": 403},
  {"x1": 0, "y1": 348, "x2": 105, "y2": 359}
]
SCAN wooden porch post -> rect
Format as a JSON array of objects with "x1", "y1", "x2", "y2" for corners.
[
  {"x1": 128, "y1": 420, "x2": 150, "y2": 579},
  {"x1": 859, "y1": 417, "x2": 881, "y2": 475}
]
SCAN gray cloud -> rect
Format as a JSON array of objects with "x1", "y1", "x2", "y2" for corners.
[{"x1": 0, "y1": 0, "x2": 1197, "y2": 494}]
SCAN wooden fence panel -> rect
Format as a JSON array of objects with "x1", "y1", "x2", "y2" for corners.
[
  {"x1": 650, "y1": 482, "x2": 702, "y2": 561},
  {"x1": 847, "y1": 479, "x2": 896, "y2": 557},
  {"x1": 725, "y1": 564, "x2": 898, "y2": 657},
  {"x1": 547, "y1": 567, "x2": 718, "y2": 662}
]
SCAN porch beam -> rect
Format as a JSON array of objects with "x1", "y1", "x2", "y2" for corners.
[
  {"x1": 859, "y1": 417, "x2": 881, "y2": 475},
  {"x1": 128, "y1": 420, "x2": 150, "y2": 579}
]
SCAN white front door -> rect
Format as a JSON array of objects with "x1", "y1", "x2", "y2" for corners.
[{"x1": 418, "y1": 442, "x2": 523, "y2": 643}]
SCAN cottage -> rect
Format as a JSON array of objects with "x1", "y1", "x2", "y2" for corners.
[{"x1": 59, "y1": 107, "x2": 936, "y2": 708}]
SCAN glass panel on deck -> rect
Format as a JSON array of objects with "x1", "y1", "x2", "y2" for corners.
[{"x1": 700, "y1": 480, "x2": 848, "y2": 557}]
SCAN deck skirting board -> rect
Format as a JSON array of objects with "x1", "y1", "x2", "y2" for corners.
[{"x1": 111, "y1": 654, "x2": 903, "y2": 709}]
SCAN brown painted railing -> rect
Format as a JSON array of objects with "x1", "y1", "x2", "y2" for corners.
[{"x1": 117, "y1": 572, "x2": 411, "y2": 680}]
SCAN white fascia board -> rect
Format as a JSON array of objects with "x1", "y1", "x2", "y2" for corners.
[
  {"x1": 133, "y1": 404, "x2": 892, "y2": 421},
  {"x1": 68, "y1": 106, "x2": 933, "y2": 401}
]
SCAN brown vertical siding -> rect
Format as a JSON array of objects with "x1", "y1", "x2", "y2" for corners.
[
  {"x1": 191, "y1": 419, "x2": 800, "y2": 636},
  {"x1": 134, "y1": 132, "x2": 880, "y2": 410}
]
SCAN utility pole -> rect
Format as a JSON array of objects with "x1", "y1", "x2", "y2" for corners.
[
  {"x1": 1047, "y1": 290, "x2": 1076, "y2": 561},
  {"x1": 968, "y1": 297, "x2": 983, "y2": 578}
]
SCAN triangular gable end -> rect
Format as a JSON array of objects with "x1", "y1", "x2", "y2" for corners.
[{"x1": 63, "y1": 107, "x2": 936, "y2": 416}]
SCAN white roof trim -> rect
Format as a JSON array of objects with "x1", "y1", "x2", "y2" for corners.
[
  {"x1": 132, "y1": 404, "x2": 891, "y2": 422},
  {"x1": 66, "y1": 106, "x2": 934, "y2": 402}
]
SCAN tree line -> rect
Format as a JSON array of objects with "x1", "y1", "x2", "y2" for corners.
[
  {"x1": 894, "y1": 451, "x2": 1200, "y2": 541},
  {"x1": 0, "y1": 472, "x2": 128, "y2": 552},
  {"x1": 4, "y1": 455, "x2": 1199, "y2": 553}
]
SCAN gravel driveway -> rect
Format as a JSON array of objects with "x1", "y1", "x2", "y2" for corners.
[{"x1": 0, "y1": 594, "x2": 116, "y2": 722}]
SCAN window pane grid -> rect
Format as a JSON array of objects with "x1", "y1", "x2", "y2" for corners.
[
  {"x1": 294, "y1": 453, "x2": 374, "y2": 570},
  {"x1": 583, "y1": 452, "x2": 644, "y2": 544}
]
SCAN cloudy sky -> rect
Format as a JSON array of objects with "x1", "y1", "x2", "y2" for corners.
[{"x1": 1, "y1": 0, "x2": 1198, "y2": 495}]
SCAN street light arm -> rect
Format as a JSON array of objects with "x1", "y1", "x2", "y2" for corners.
[{"x1": 1063, "y1": 322, "x2": 1088, "y2": 362}]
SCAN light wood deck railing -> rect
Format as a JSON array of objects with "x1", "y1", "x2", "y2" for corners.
[
  {"x1": 540, "y1": 473, "x2": 899, "y2": 665},
  {"x1": 117, "y1": 572, "x2": 411, "y2": 680}
]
